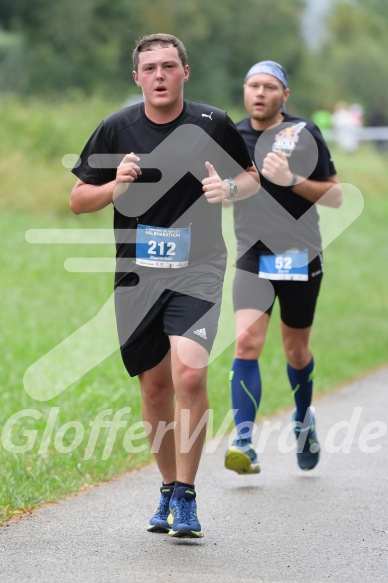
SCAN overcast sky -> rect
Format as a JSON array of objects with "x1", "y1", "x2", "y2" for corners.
[{"x1": 302, "y1": 0, "x2": 334, "y2": 50}]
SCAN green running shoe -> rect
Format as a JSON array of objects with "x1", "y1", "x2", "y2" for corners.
[{"x1": 225, "y1": 436, "x2": 261, "y2": 474}]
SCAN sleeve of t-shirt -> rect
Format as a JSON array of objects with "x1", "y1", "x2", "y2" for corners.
[
  {"x1": 309, "y1": 124, "x2": 337, "y2": 180},
  {"x1": 72, "y1": 121, "x2": 117, "y2": 186},
  {"x1": 220, "y1": 116, "x2": 254, "y2": 176}
]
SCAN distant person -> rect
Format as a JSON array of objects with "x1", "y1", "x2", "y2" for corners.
[
  {"x1": 332, "y1": 101, "x2": 360, "y2": 153},
  {"x1": 311, "y1": 107, "x2": 332, "y2": 136},
  {"x1": 224, "y1": 60, "x2": 343, "y2": 475},
  {"x1": 70, "y1": 33, "x2": 259, "y2": 538},
  {"x1": 349, "y1": 103, "x2": 364, "y2": 127}
]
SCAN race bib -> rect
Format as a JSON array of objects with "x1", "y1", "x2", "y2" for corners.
[
  {"x1": 135, "y1": 224, "x2": 191, "y2": 268},
  {"x1": 258, "y1": 250, "x2": 309, "y2": 281}
]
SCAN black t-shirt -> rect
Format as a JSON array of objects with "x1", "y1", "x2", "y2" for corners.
[
  {"x1": 233, "y1": 113, "x2": 337, "y2": 259},
  {"x1": 73, "y1": 100, "x2": 252, "y2": 286}
]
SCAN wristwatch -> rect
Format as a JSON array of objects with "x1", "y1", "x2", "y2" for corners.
[
  {"x1": 288, "y1": 173, "x2": 298, "y2": 187},
  {"x1": 224, "y1": 179, "x2": 238, "y2": 200}
]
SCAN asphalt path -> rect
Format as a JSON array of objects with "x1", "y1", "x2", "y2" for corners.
[{"x1": 1, "y1": 367, "x2": 387, "y2": 582}]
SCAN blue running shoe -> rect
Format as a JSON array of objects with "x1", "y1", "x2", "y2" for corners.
[
  {"x1": 225, "y1": 435, "x2": 261, "y2": 474},
  {"x1": 168, "y1": 487, "x2": 203, "y2": 538},
  {"x1": 147, "y1": 485, "x2": 174, "y2": 533},
  {"x1": 293, "y1": 411, "x2": 320, "y2": 471}
]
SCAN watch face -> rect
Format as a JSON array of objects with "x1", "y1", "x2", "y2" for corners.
[
  {"x1": 229, "y1": 180, "x2": 238, "y2": 198},
  {"x1": 225, "y1": 179, "x2": 238, "y2": 199}
]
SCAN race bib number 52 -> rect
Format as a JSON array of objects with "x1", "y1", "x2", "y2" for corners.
[{"x1": 258, "y1": 249, "x2": 309, "y2": 281}]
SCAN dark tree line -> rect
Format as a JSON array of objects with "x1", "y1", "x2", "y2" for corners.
[{"x1": 1, "y1": 0, "x2": 387, "y2": 118}]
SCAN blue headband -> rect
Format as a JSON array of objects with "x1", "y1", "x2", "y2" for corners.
[{"x1": 244, "y1": 60, "x2": 288, "y2": 88}]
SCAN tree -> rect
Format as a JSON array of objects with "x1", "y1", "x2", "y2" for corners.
[
  {"x1": 0, "y1": 0, "x2": 307, "y2": 106},
  {"x1": 296, "y1": 0, "x2": 388, "y2": 118}
]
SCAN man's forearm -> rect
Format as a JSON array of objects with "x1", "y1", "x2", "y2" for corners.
[
  {"x1": 291, "y1": 175, "x2": 343, "y2": 208},
  {"x1": 70, "y1": 180, "x2": 115, "y2": 214},
  {"x1": 232, "y1": 166, "x2": 261, "y2": 201}
]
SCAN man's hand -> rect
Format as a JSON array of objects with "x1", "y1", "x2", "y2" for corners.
[
  {"x1": 261, "y1": 151, "x2": 293, "y2": 187},
  {"x1": 114, "y1": 153, "x2": 142, "y2": 198},
  {"x1": 202, "y1": 161, "x2": 230, "y2": 204}
]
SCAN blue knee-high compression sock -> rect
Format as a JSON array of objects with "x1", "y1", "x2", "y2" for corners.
[
  {"x1": 230, "y1": 358, "x2": 261, "y2": 441},
  {"x1": 287, "y1": 357, "x2": 315, "y2": 424}
]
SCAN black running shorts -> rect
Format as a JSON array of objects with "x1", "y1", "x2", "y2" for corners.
[
  {"x1": 233, "y1": 251, "x2": 323, "y2": 329},
  {"x1": 115, "y1": 271, "x2": 223, "y2": 376}
]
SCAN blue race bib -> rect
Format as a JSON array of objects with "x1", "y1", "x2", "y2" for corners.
[
  {"x1": 136, "y1": 224, "x2": 191, "y2": 268},
  {"x1": 259, "y1": 249, "x2": 309, "y2": 281}
]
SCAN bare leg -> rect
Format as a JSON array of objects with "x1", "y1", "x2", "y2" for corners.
[
  {"x1": 281, "y1": 322, "x2": 312, "y2": 369},
  {"x1": 234, "y1": 308, "x2": 270, "y2": 360},
  {"x1": 139, "y1": 352, "x2": 176, "y2": 484},
  {"x1": 169, "y1": 336, "x2": 209, "y2": 485}
]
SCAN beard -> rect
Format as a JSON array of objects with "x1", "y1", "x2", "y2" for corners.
[{"x1": 250, "y1": 101, "x2": 283, "y2": 123}]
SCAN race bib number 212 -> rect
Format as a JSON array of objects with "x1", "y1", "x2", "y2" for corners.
[{"x1": 136, "y1": 224, "x2": 191, "y2": 268}]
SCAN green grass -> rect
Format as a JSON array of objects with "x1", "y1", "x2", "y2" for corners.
[
  {"x1": 0, "y1": 211, "x2": 148, "y2": 522},
  {"x1": 0, "y1": 97, "x2": 387, "y2": 524}
]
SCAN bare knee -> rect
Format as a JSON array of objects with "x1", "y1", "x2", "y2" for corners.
[
  {"x1": 235, "y1": 328, "x2": 263, "y2": 360},
  {"x1": 173, "y1": 365, "x2": 207, "y2": 402},
  {"x1": 140, "y1": 378, "x2": 174, "y2": 409},
  {"x1": 285, "y1": 345, "x2": 312, "y2": 369}
]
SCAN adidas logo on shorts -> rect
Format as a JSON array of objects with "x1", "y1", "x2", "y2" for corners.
[{"x1": 193, "y1": 328, "x2": 207, "y2": 339}]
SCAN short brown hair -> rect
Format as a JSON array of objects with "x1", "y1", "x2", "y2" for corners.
[{"x1": 132, "y1": 33, "x2": 188, "y2": 71}]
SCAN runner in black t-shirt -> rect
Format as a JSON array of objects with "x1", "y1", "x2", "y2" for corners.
[
  {"x1": 70, "y1": 34, "x2": 259, "y2": 539},
  {"x1": 224, "y1": 61, "x2": 343, "y2": 476}
]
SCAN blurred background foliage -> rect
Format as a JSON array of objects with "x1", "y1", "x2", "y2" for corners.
[{"x1": 1, "y1": 0, "x2": 387, "y2": 120}]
